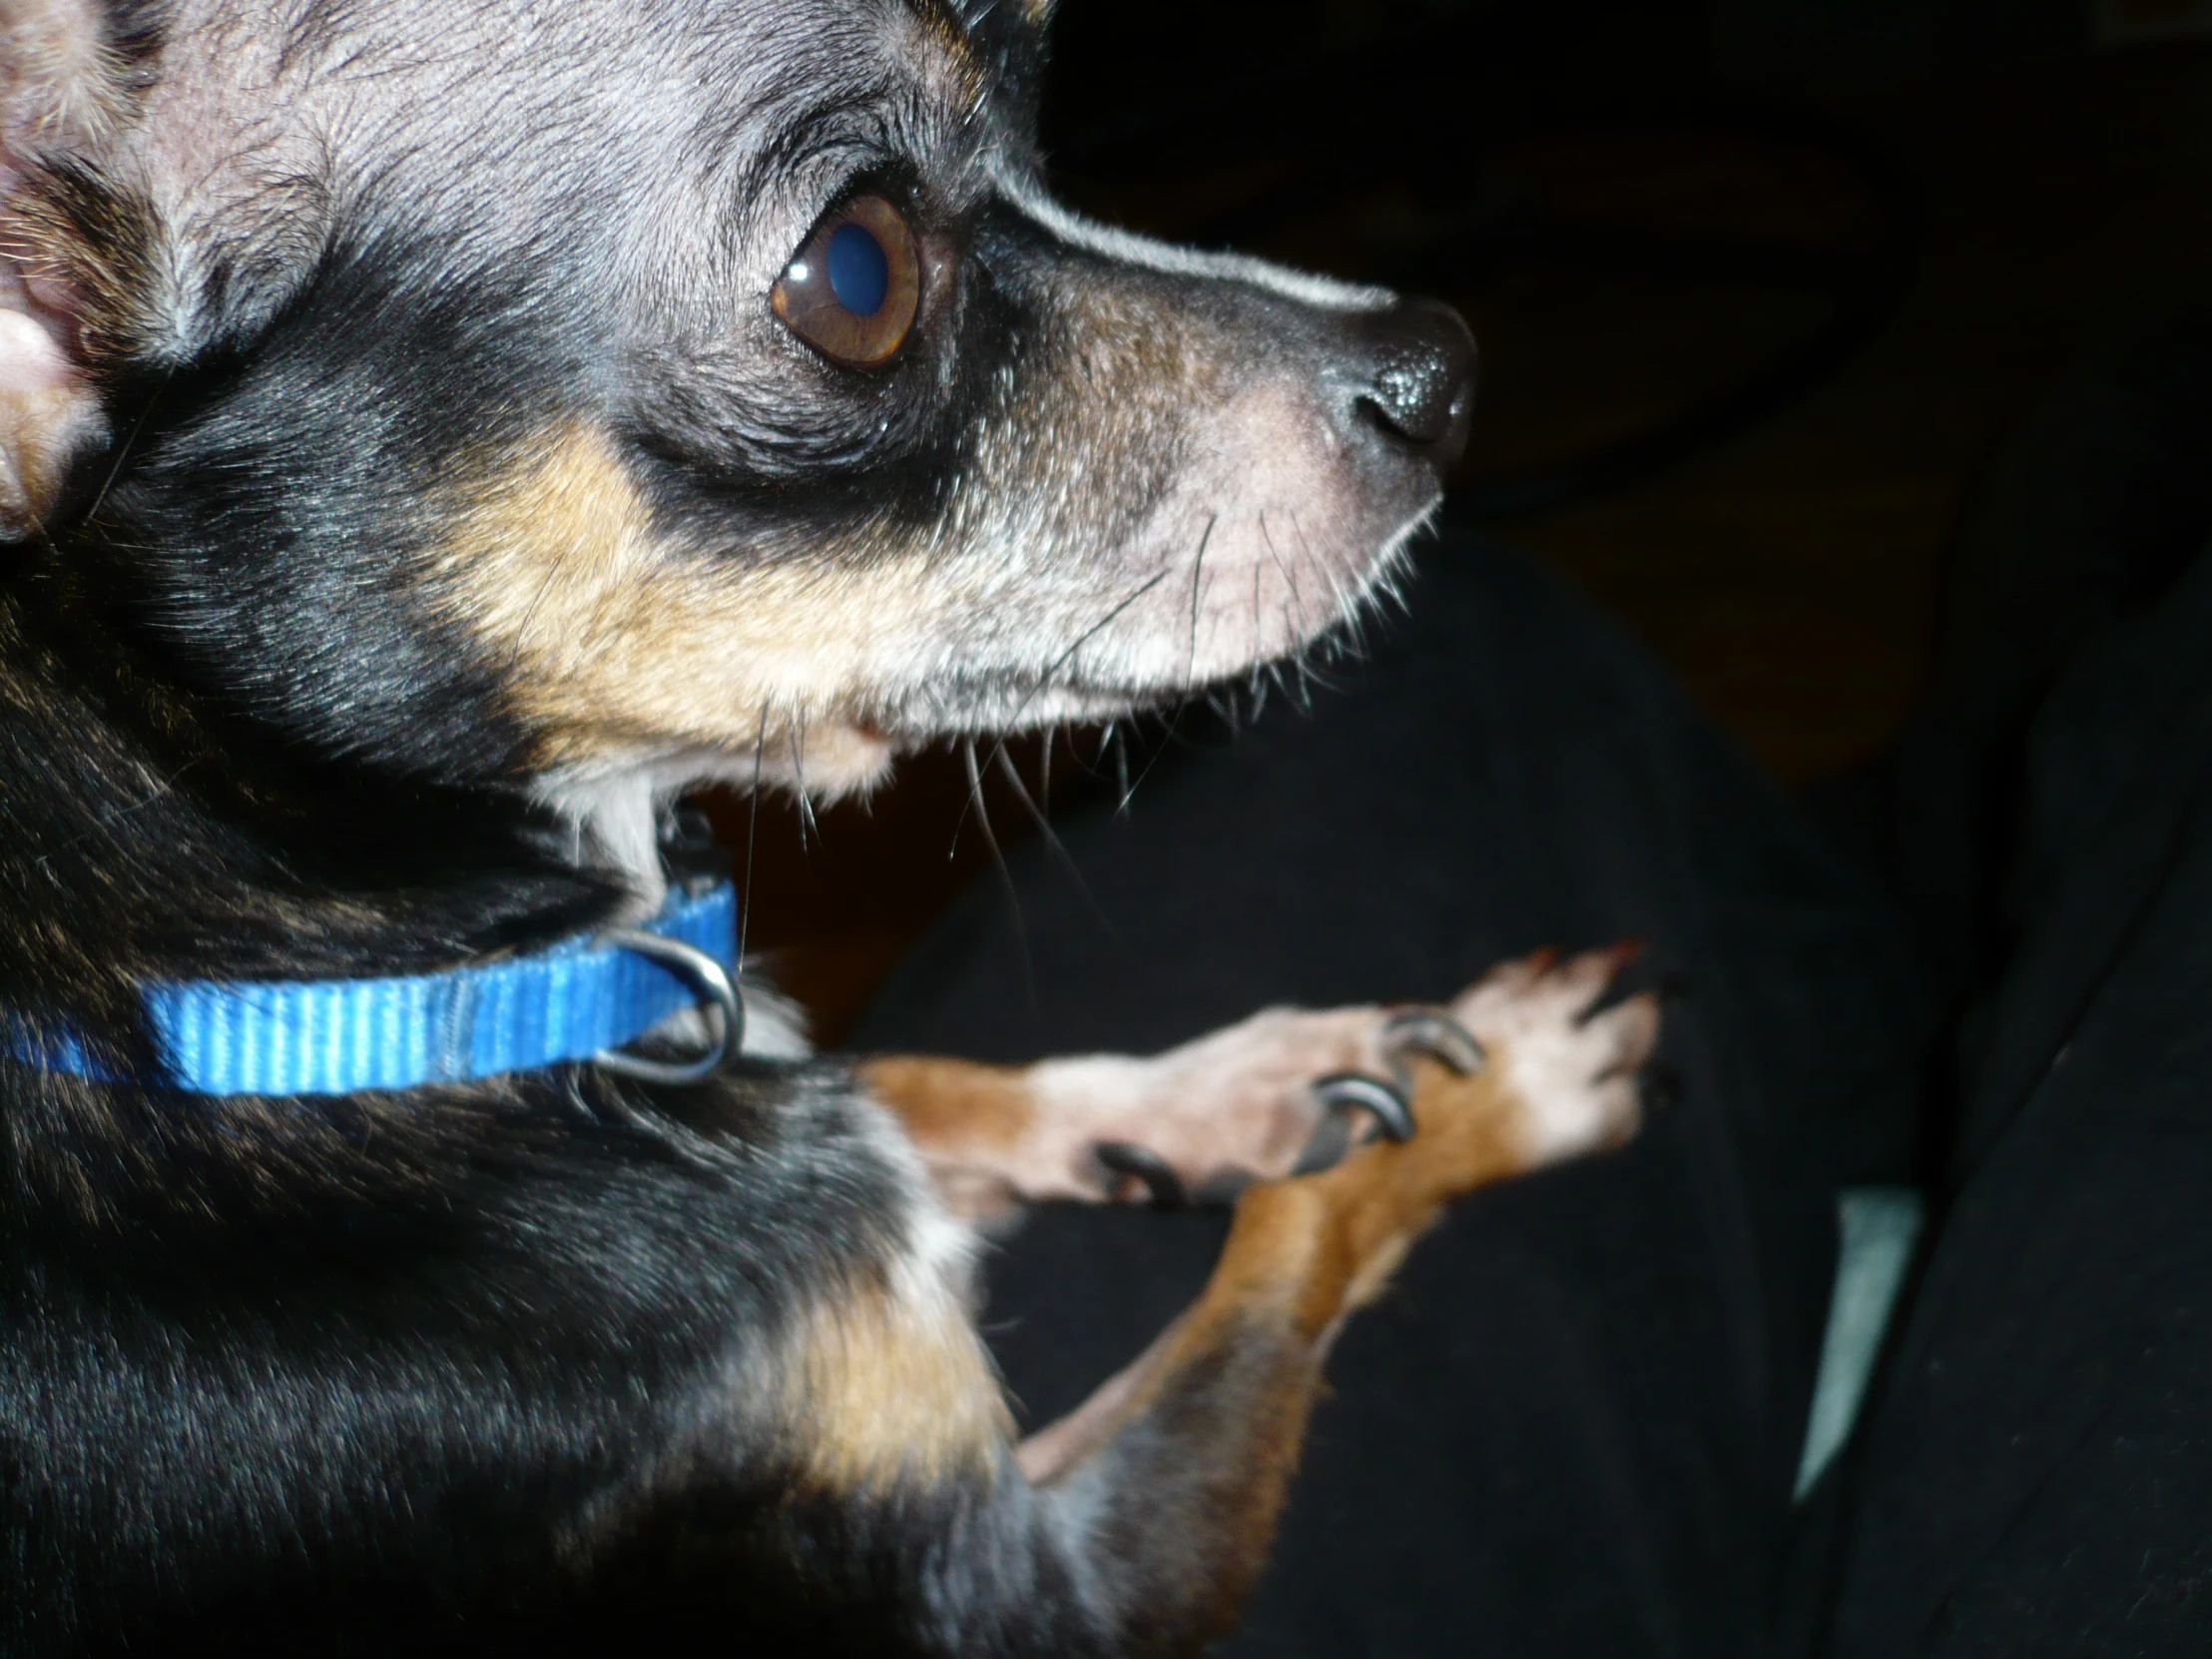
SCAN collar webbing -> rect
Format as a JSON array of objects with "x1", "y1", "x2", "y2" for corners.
[{"x1": 3, "y1": 880, "x2": 739, "y2": 1097}]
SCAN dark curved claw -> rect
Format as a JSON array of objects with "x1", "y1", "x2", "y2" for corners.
[
  {"x1": 1311, "y1": 1070, "x2": 1416, "y2": 1144},
  {"x1": 1290, "y1": 1108, "x2": 1358, "y2": 1177},
  {"x1": 1381, "y1": 1008, "x2": 1486, "y2": 1077},
  {"x1": 1290, "y1": 1073, "x2": 1412, "y2": 1176},
  {"x1": 1092, "y1": 1141, "x2": 1188, "y2": 1210}
]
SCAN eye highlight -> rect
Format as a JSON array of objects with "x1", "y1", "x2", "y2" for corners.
[{"x1": 772, "y1": 195, "x2": 921, "y2": 368}]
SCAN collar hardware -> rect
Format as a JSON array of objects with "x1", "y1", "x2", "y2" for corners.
[
  {"x1": 2, "y1": 880, "x2": 743, "y2": 1098},
  {"x1": 591, "y1": 925, "x2": 743, "y2": 1086}
]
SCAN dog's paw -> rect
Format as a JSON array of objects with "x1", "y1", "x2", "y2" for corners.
[
  {"x1": 1041, "y1": 1006, "x2": 1402, "y2": 1204},
  {"x1": 1443, "y1": 944, "x2": 1659, "y2": 1167},
  {"x1": 1025, "y1": 950, "x2": 1654, "y2": 1210},
  {"x1": 1184, "y1": 949, "x2": 1657, "y2": 1340}
]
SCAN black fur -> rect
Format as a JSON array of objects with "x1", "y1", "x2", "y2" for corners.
[{"x1": 0, "y1": 0, "x2": 1475, "y2": 1649}]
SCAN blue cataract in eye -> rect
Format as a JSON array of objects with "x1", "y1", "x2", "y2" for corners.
[{"x1": 826, "y1": 223, "x2": 890, "y2": 316}]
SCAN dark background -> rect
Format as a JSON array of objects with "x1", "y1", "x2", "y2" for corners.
[{"x1": 718, "y1": 0, "x2": 2212, "y2": 1043}]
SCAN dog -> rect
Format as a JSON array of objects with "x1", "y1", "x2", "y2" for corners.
[{"x1": 0, "y1": 0, "x2": 1660, "y2": 1651}]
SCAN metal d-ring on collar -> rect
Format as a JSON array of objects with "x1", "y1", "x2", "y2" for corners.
[{"x1": 592, "y1": 927, "x2": 746, "y2": 1086}]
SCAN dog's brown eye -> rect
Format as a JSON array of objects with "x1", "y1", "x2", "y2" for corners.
[{"x1": 771, "y1": 195, "x2": 921, "y2": 368}]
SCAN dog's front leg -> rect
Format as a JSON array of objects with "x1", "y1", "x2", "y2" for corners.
[
  {"x1": 861, "y1": 1006, "x2": 1408, "y2": 1222},
  {"x1": 861, "y1": 948, "x2": 1659, "y2": 1656}
]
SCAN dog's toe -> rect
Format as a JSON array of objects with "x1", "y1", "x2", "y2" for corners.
[{"x1": 1445, "y1": 946, "x2": 1663, "y2": 1166}]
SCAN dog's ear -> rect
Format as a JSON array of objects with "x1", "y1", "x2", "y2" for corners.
[{"x1": 0, "y1": 0, "x2": 136, "y2": 539}]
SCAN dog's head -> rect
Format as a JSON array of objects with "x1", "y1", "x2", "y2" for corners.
[{"x1": 0, "y1": 0, "x2": 1472, "y2": 888}]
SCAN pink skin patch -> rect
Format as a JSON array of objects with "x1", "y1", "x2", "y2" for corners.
[{"x1": 0, "y1": 214, "x2": 101, "y2": 530}]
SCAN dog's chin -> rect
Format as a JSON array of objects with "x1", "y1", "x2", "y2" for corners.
[
  {"x1": 874, "y1": 489, "x2": 1438, "y2": 751},
  {"x1": 535, "y1": 683, "x2": 1192, "y2": 913},
  {"x1": 535, "y1": 496, "x2": 1432, "y2": 913}
]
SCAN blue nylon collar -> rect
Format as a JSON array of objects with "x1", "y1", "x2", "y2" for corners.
[{"x1": 3, "y1": 880, "x2": 739, "y2": 1097}]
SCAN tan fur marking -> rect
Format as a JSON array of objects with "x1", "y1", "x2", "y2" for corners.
[
  {"x1": 435, "y1": 421, "x2": 917, "y2": 790},
  {"x1": 862, "y1": 1056, "x2": 1037, "y2": 1154},
  {"x1": 1197, "y1": 1051, "x2": 1531, "y2": 1344},
  {"x1": 1017, "y1": 948, "x2": 1661, "y2": 1599},
  {"x1": 1016, "y1": 1050, "x2": 1536, "y2": 1618},
  {"x1": 861, "y1": 1055, "x2": 1049, "y2": 1222},
  {"x1": 783, "y1": 1276, "x2": 1010, "y2": 1494},
  {"x1": 857, "y1": 1066, "x2": 1039, "y2": 1221}
]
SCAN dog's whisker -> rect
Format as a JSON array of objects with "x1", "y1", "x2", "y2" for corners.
[
  {"x1": 945, "y1": 751, "x2": 971, "y2": 862},
  {"x1": 993, "y1": 741, "x2": 1114, "y2": 938},
  {"x1": 1258, "y1": 509, "x2": 1307, "y2": 636},
  {"x1": 736, "y1": 700, "x2": 772, "y2": 974},
  {"x1": 992, "y1": 566, "x2": 1177, "y2": 739},
  {"x1": 81, "y1": 367, "x2": 174, "y2": 528},
  {"x1": 1186, "y1": 512, "x2": 1216, "y2": 691},
  {"x1": 788, "y1": 719, "x2": 820, "y2": 848},
  {"x1": 1287, "y1": 511, "x2": 1345, "y2": 645},
  {"x1": 963, "y1": 736, "x2": 1034, "y2": 1000},
  {"x1": 1294, "y1": 505, "x2": 1389, "y2": 666},
  {"x1": 1307, "y1": 529, "x2": 1358, "y2": 645},
  {"x1": 1118, "y1": 707, "x2": 1181, "y2": 814},
  {"x1": 1247, "y1": 662, "x2": 1272, "y2": 724},
  {"x1": 1086, "y1": 721, "x2": 1118, "y2": 789}
]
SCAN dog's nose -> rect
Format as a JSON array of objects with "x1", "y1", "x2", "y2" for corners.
[{"x1": 1349, "y1": 297, "x2": 1477, "y2": 462}]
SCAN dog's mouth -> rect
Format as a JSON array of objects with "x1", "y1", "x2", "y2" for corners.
[
  {"x1": 789, "y1": 557, "x2": 1417, "y2": 812},
  {"x1": 799, "y1": 476, "x2": 1436, "y2": 774},
  {"x1": 896, "y1": 489, "x2": 1436, "y2": 743}
]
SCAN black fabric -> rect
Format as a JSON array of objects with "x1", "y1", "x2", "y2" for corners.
[
  {"x1": 1809, "y1": 318, "x2": 2212, "y2": 1032},
  {"x1": 853, "y1": 338, "x2": 2212, "y2": 1651},
  {"x1": 856, "y1": 542, "x2": 1928, "y2": 1656},
  {"x1": 1823, "y1": 554, "x2": 2212, "y2": 1657}
]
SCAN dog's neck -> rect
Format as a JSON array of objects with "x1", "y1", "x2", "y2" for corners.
[{"x1": 0, "y1": 581, "x2": 625, "y2": 1041}]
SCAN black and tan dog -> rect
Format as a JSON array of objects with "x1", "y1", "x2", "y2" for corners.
[{"x1": 0, "y1": 1, "x2": 1659, "y2": 1651}]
